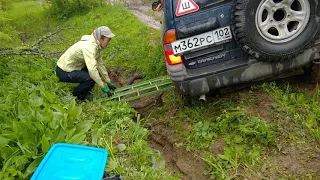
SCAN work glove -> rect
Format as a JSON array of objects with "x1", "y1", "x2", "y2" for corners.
[
  {"x1": 107, "y1": 82, "x2": 117, "y2": 91},
  {"x1": 101, "y1": 87, "x2": 112, "y2": 97}
]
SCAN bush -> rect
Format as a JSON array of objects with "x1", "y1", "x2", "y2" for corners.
[
  {"x1": 0, "y1": 0, "x2": 12, "y2": 11},
  {"x1": 0, "y1": 1, "x2": 56, "y2": 47},
  {"x1": 46, "y1": 0, "x2": 100, "y2": 19},
  {"x1": 0, "y1": 11, "x2": 22, "y2": 48}
]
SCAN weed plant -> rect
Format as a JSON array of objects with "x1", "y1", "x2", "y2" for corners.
[
  {"x1": 0, "y1": 1, "x2": 174, "y2": 180},
  {"x1": 262, "y1": 82, "x2": 320, "y2": 140}
]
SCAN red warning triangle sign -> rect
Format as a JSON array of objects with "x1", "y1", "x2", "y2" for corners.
[{"x1": 176, "y1": 0, "x2": 199, "y2": 17}]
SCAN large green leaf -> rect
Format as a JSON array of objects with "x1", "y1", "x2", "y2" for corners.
[
  {"x1": 50, "y1": 112, "x2": 64, "y2": 130},
  {"x1": 0, "y1": 146, "x2": 18, "y2": 161},
  {"x1": 51, "y1": 127, "x2": 66, "y2": 143},
  {"x1": 12, "y1": 121, "x2": 23, "y2": 139},
  {"x1": 2, "y1": 150, "x2": 20, "y2": 171},
  {"x1": 92, "y1": 128, "x2": 103, "y2": 146},
  {"x1": 50, "y1": 104, "x2": 66, "y2": 114},
  {"x1": 66, "y1": 128, "x2": 76, "y2": 140},
  {"x1": 73, "y1": 120, "x2": 93, "y2": 136},
  {"x1": 28, "y1": 92, "x2": 43, "y2": 107},
  {"x1": 41, "y1": 135, "x2": 50, "y2": 153},
  {"x1": 67, "y1": 134, "x2": 86, "y2": 144},
  {"x1": 0, "y1": 136, "x2": 10, "y2": 148},
  {"x1": 23, "y1": 156, "x2": 43, "y2": 179},
  {"x1": 41, "y1": 90, "x2": 57, "y2": 104},
  {"x1": 67, "y1": 100, "x2": 82, "y2": 121}
]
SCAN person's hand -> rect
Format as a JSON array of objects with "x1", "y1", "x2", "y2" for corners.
[
  {"x1": 101, "y1": 87, "x2": 112, "y2": 97},
  {"x1": 155, "y1": 4, "x2": 163, "y2": 11},
  {"x1": 107, "y1": 82, "x2": 117, "y2": 91}
]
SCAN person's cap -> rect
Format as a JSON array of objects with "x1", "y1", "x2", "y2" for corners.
[{"x1": 95, "y1": 26, "x2": 115, "y2": 39}]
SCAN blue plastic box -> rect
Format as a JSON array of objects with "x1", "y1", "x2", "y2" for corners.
[{"x1": 31, "y1": 143, "x2": 108, "y2": 180}]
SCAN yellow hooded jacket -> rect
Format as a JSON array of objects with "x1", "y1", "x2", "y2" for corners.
[{"x1": 57, "y1": 34, "x2": 110, "y2": 88}]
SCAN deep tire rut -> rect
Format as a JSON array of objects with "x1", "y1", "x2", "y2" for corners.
[{"x1": 148, "y1": 123, "x2": 210, "y2": 180}]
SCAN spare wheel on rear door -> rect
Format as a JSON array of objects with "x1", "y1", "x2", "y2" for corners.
[{"x1": 232, "y1": 0, "x2": 320, "y2": 61}]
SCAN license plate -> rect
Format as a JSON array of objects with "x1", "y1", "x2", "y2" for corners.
[{"x1": 171, "y1": 26, "x2": 232, "y2": 55}]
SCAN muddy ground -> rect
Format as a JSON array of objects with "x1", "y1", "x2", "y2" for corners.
[
  {"x1": 107, "y1": 0, "x2": 320, "y2": 179},
  {"x1": 136, "y1": 78, "x2": 320, "y2": 180}
]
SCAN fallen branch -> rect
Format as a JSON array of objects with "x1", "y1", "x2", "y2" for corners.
[
  {"x1": 0, "y1": 27, "x2": 82, "y2": 58},
  {"x1": 0, "y1": 50, "x2": 64, "y2": 57},
  {"x1": 31, "y1": 27, "x2": 83, "y2": 48},
  {"x1": 0, "y1": 47, "x2": 13, "y2": 51},
  {"x1": 0, "y1": 51, "x2": 43, "y2": 56}
]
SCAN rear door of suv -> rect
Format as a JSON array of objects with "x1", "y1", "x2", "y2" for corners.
[{"x1": 171, "y1": 0, "x2": 246, "y2": 69}]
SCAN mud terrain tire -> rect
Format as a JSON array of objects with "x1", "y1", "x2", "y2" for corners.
[{"x1": 232, "y1": 0, "x2": 320, "y2": 61}]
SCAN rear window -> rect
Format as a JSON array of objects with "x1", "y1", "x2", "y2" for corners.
[{"x1": 173, "y1": 0, "x2": 232, "y2": 16}]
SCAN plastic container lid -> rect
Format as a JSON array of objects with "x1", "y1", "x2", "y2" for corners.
[{"x1": 31, "y1": 143, "x2": 108, "y2": 180}]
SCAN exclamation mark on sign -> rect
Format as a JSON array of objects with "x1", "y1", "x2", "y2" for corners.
[{"x1": 182, "y1": 2, "x2": 190, "y2": 10}]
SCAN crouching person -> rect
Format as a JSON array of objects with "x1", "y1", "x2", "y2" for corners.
[{"x1": 56, "y1": 26, "x2": 117, "y2": 102}]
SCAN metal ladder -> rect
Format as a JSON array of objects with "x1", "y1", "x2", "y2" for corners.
[{"x1": 96, "y1": 76, "x2": 174, "y2": 102}]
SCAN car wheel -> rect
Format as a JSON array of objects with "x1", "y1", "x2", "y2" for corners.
[{"x1": 232, "y1": 0, "x2": 320, "y2": 61}]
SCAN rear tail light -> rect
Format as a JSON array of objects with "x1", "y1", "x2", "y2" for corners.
[
  {"x1": 165, "y1": 49, "x2": 182, "y2": 65},
  {"x1": 163, "y1": 29, "x2": 177, "y2": 45},
  {"x1": 164, "y1": 29, "x2": 182, "y2": 65}
]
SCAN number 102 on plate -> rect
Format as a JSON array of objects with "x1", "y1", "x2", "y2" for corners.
[{"x1": 171, "y1": 26, "x2": 232, "y2": 55}]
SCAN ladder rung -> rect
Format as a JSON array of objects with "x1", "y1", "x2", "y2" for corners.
[
  {"x1": 120, "y1": 86, "x2": 174, "y2": 102},
  {"x1": 114, "y1": 76, "x2": 170, "y2": 93},
  {"x1": 96, "y1": 76, "x2": 173, "y2": 102}
]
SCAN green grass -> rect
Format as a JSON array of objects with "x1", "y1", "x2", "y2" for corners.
[
  {"x1": 145, "y1": 81, "x2": 320, "y2": 179},
  {"x1": 261, "y1": 82, "x2": 320, "y2": 140},
  {"x1": 0, "y1": 2, "x2": 175, "y2": 180},
  {"x1": 67, "y1": 5, "x2": 165, "y2": 78},
  {"x1": 34, "y1": 5, "x2": 165, "y2": 79},
  {"x1": 149, "y1": 93, "x2": 277, "y2": 179},
  {"x1": 5, "y1": 1, "x2": 55, "y2": 44},
  {"x1": 0, "y1": 55, "x2": 180, "y2": 179},
  {"x1": 1, "y1": 2, "x2": 165, "y2": 79},
  {"x1": 0, "y1": 11, "x2": 21, "y2": 47},
  {"x1": 1, "y1": 1, "x2": 319, "y2": 179}
]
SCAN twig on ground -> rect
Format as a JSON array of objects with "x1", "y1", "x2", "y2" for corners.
[
  {"x1": 0, "y1": 50, "x2": 64, "y2": 57},
  {"x1": 0, "y1": 47, "x2": 13, "y2": 51},
  {"x1": 31, "y1": 27, "x2": 83, "y2": 48}
]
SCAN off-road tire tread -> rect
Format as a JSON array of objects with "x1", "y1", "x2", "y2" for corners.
[{"x1": 231, "y1": 0, "x2": 320, "y2": 62}]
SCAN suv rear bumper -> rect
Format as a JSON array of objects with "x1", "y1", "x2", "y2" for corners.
[{"x1": 167, "y1": 43, "x2": 320, "y2": 95}]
